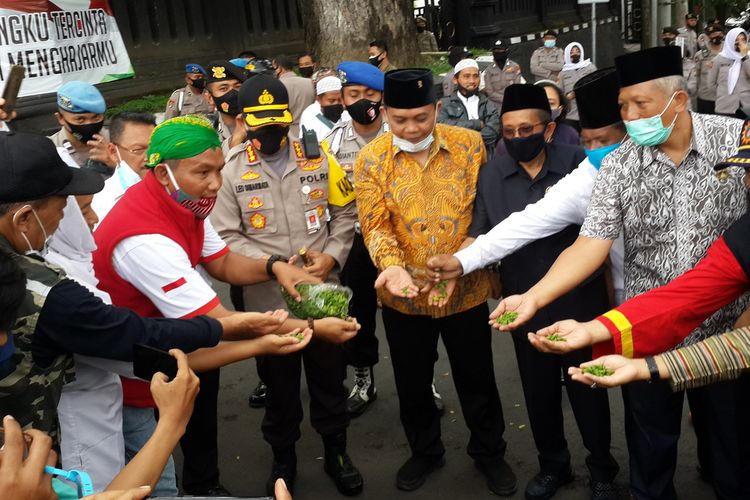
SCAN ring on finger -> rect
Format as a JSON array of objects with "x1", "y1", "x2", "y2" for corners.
[{"x1": 590, "y1": 382, "x2": 598, "y2": 389}]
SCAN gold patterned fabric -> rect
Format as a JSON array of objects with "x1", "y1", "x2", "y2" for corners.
[{"x1": 354, "y1": 123, "x2": 491, "y2": 317}]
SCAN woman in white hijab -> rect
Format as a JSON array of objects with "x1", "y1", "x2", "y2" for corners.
[
  {"x1": 709, "y1": 27, "x2": 750, "y2": 116},
  {"x1": 559, "y1": 42, "x2": 597, "y2": 130}
]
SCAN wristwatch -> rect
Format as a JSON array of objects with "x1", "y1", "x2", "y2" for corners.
[
  {"x1": 266, "y1": 254, "x2": 286, "y2": 279},
  {"x1": 644, "y1": 356, "x2": 660, "y2": 383}
]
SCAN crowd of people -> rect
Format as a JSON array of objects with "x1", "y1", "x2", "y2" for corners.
[{"x1": 1, "y1": 13, "x2": 750, "y2": 500}]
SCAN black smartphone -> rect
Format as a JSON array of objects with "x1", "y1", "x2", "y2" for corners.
[
  {"x1": 133, "y1": 344, "x2": 178, "y2": 381},
  {"x1": 301, "y1": 126, "x2": 321, "y2": 159},
  {"x1": 1, "y1": 65, "x2": 25, "y2": 116}
]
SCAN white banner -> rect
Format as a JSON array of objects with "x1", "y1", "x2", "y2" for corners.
[{"x1": 0, "y1": 0, "x2": 134, "y2": 97}]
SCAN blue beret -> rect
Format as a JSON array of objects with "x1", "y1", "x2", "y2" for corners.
[
  {"x1": 336, "y1": 61, "x2": 384, "y2": 92},
  {"x1": 185, "y1": 63, "x2": 206, "y2": 74},
  {"x1": 229, "y1": 58, "x2": 251, "y2": 69},
  {"x1": 57, "y1": 81, "x2": 106, "y2": 114}
]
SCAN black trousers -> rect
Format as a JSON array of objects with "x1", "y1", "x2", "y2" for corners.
[
  {"x1": 510, "y1": 331, "x2": 618, "y2": 481},
  {"x1": 622, "y1": 376, "x2": 750, "y2": 500},
  {"x1": 339, "y1": 232, "x2": 379, "y2": 368},
  {"x1": 258, "y1": 339, "x2": 349, "y2": 449},
  {"x1": 179, "y1": 369, "x2": 220, "y2": 491},
  {"x1": 382, "y1": 303, "x2": 506, "y2": 464},
  {"x1": 696, "y1": 98, "x2": 716, "y2": 115}
]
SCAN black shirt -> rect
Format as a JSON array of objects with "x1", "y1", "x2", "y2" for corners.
[{"x1": 469, "y1": 143, "x2": 609, "y2": 328}]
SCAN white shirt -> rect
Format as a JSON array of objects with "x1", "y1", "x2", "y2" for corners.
[
  {"x1": 112, "y1": 219, "x2": 228, "y2": 318},
  {"x1": 455, "y1": 157, "x2": 626, "y2": 303},
  {"x1": 92, "y1": 162, "x2": 142, "y2": 225},
  {"x1": 298, "y1": 101, "x2": 351, "y2": 141},
  {"x1": 457, "y1": 92, "x2": 480, "y2": 120}
]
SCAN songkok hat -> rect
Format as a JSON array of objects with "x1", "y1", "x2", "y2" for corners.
[
  {"x1": 574, "y1": 68, "x2": 622, "y2": 129},
  {"x1": 205, "y1": 60, "x2": 247, "y2": 84},
  {"x1": 185, "y1": 63, "x2": 206, "y2": 75},
  {"x1": 544, "y1": 29, "x2": 558, "y2": 38},
  {"x1": 715, "y1": 120, "x2": 750, "y2": 170},
  {"x1": 454, "y1": 59, "x2": 479, "y2": 75},
  {"x1": 239, "y1": 75, "x2": 293, "y2": 127},
  {"x1": 57, "y1": 81, "x2": 105, "y2": 114},
  {"x1": 316, "y1": 76, "x2": 342, "y2": 95},
  {"x1": 337, "y1": 61, "x2": 384, "y2": 91},
  {"x1": 145, "y1": 115, "x2": 221, "y2": 167},
  {"x1": 0, "y1": 132, "x2": 103, "y2": 202},
  {"x1": 662, "y1": 26, "x2": 680, "y2": 36},
  {"x1": 614, "y1": 46, "x2": 682, "y2": 88},
  {"x1": 501, "y1": 84, "x2": 551, "y2": 115},
  {"x1": 383, "y1": 68, "x2": 436, "y2": 109}
]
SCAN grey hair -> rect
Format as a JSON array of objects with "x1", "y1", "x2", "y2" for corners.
[{"x1": 652, "y1": 75, "x2": 689, "y2": 95}]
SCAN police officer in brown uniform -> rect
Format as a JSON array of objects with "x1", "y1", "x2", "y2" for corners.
[
  {"x1": 530, "y1": 30, "x2": 564, "y2": 82},
  {"x1": 205, "y1": 60, "x2": 247, "y2": 145},
  {"x1": 164, "y1": 63, "x2": 213, "y2": 120},
  {"x1": 212, "y1": 75, "x2": 363, "y2": 496},
  {"x1": 483, "y1": 39, "x2": 523, "y2": 112},
  {"x1": 694, "y1": 24, "x2": 725, "y2": 114}
]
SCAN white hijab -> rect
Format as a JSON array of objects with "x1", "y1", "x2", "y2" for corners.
[
  {"x1": 720, "y1": 27, "x2": 747, "y2": 95},
  {"x1": 562, "y1": 42, "x2": 591, "y2": 71}
]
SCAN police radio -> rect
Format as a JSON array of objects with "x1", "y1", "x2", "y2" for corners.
[{"x1": 301, "y1": 126, "x2": 321, "y2": 159}]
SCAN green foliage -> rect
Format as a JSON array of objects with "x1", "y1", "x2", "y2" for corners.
[
  {"x1": 281, "y1": 283, "x2": 352, "y2": 319},
  {"x1": 105, "y1": 94, "x2": 170, "y2": 118},
  {"x1": 546, "y1": 334, "x2": 568, "y2": 342},
  {"x1": 496, "y1": 311, "x2": 519, "y2": 325},
  {"x1": 582, "y1": 365, "x2": 614, "y2": 377}
]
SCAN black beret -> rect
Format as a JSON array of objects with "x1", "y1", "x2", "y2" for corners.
[
  {"x1": 574, "y1": 68, "x2": 621, "y2": 129},
  {"x1": 205, "y1": 60, "x2": 247, "y2": 84},
  {"x1": 383, "y1": 68, "x2": 436, "y2": 109},
  {"x1": 614, "y1": 46, "x2": 683, "y2": 88},
  {"x1": 501, "y1": 84, "x2": 551, "y2": 115},
  {"x1": 0, "y1": 132, "x2": 103, "y2": 203}
]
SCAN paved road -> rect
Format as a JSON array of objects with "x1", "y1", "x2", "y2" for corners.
[{"x1": 175, "y1": 283, "x2": 714, "y2": 499}]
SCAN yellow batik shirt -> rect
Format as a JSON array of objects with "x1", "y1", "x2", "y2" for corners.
[{"x1": 354, "y1": 123, "x2": 491, "y2": 318}]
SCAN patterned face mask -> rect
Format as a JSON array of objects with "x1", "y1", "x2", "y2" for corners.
[{"x1": 163, "y1": 164, "x2": 216, "y2": 219}]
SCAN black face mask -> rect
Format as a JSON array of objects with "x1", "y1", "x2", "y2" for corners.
[
  {"x1": 710, "y1": 37, "x2": 724, "y2": 46},
  {"x1": 213, "y1": 89, "x2": 240, "y2": 115},
  {"x1": 504, "y1": 132, "x2": 546, "y2": 163},
  {"x1": 493, "y1": 52, "x2": 508, "y2": 66},
  {"x1": 369, "y1": 54, "x2": 383, "y2": 67},
  {"x1": 663, "y1": 39, "x2": 675, "y2": 46},
  {"x1": 346, "y1": 98, "x2": 381, "y2": 125},
  {"x1": 190, "y1": 77, "x2": 206, "y2": 91},
  {"x1": 247, "y1": 125, "x2": 289, "y2": 155},
  {"x1": 66, "y1": 120, "x2": 104, "y2": 143},
  {"x1": 321, "y1": 103, "x2": 344, "y2": 123},
  {"x1": 299, "y1": 66, "x2": 314, "y2": 78},
  {"x1": 416, "y1": 27, "x2": 425, "y2": 33},
  {"x1": 570, "y1": 55, "x2": 581, "y2": 63}
]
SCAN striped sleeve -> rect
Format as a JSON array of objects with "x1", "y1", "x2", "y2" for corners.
[{"x1": 661, "y1": 327, "x2": 750, "y2": 391}]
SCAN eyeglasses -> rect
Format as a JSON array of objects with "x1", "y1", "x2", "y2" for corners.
[
  {"x1": 114, "y1": 143, "x2": 147, "y2": 156},
  {"x1": 502, "y1": 122, "x2": 547, "y2": 139}
]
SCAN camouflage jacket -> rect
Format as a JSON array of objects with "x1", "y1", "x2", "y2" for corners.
[{"x1": 0, "y1": 237, "x2": 74, "y2": 445}]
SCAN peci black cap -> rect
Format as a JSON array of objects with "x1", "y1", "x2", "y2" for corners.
[
  {"x1": 662, "y1": 26, "x2": 680, "y2": 36},
  {"x1": 614, "y1": 46, "x2": 683, "y2": 88},
  {"x1": 206, "y1": 60, "x2": 247, "y2": 84},
  {"x1": 574, "y1": 68, "x2": 622, "y2": 129},
  {"x1": 383, "y1": 68, "x2": 436, "y2": 109},
  {"x1": 0, "y1": 132, "x2": 103, "y2": 203},
  {"x1": 501, "y1": 84, "x2": 551, "y2": 115},
  {"x1": 239, "y1": 74, "x2": 293, "y2": 127}
]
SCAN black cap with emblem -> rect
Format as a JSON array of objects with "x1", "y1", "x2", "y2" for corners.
[
  {"x1": 574, "y1": 67, "x2": 622, "y2": 130},
  {"x1": 205, "y1": 60, "x2": 247, "y2": 84},
  {"x1": 239, "y1": 74, "x2": 293, "y2": 127},
  {"x1": 0, "y1": 132, "x2": 104, "y2": 203},
  {"x1": 383, "y1": 68, "x2": 436, "y2": 109}
]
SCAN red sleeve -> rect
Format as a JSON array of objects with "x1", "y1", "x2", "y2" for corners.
[{"x1": 593, "y1": 236, "x2": 749, "y2": 358}]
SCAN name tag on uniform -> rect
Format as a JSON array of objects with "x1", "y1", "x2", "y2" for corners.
[{"x1": 305, "y1": 208, "x2": 321, "y2": 233}]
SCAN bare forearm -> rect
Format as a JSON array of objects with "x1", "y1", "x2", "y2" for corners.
[
  {"x1": 187, "y1": 340, "x2": 264, "y2": 371},
  {"x1": 213, "y1": 253, "x2": 270, "y2": 285}
]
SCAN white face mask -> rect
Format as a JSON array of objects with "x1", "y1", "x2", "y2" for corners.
[
  {"x1": 115, "y1": 146, "x2": 142, "y2": 191},
  {"x1": 391, "y1": 111, "x2": 438, "y2": 153},
  {"x1": 14, "y1": 206, "x2": 50, "y2": 256}
]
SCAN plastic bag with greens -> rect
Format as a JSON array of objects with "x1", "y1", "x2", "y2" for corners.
[{"x1": 280, "y1": 283, "x2": 353, "y2": 319}]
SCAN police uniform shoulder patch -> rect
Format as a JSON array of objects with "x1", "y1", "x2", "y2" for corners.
[
  {"x1": 293, "y1": 141, "x2": 305, "y2": 160},
  {"x1": 249, "y1": 212, "x2": 267, "y2": 229},
  {"x1": 247, "y1": 196, "x2": 264, "y2": 209},
  {"x1": 241, "y1": 169, "x2": 260, "y2": 180},
  {"x1": 246, "y1": 145, "x2": 260, "y2": 165}
]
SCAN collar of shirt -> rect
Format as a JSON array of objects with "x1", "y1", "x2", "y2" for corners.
[
  {"x1": 497, "y1": 144, "x2": 569, "y2": 181},
  {"x1": 456, "y1": 92, "x2": 480, "y2": 120},
  {"x1": 640, "y1": 111, "x2": 703, "y2": 168}
]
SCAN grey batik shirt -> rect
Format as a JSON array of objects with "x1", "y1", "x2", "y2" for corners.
[{"x1": 581, "y1": 112, "x2": 749, "y2": 346}]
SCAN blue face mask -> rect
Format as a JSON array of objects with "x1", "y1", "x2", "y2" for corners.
[
  {"x1": 544, "y1": 40, "x2": 556, "y2": 48},
  {"x1": 624, "y1": 92, "x2": 678, "y2": 147},
  {"x1": 584, "y1": 142, "x2": 622, "y2": 170}
]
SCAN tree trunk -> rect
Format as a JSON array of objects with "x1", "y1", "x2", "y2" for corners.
[{"x1": 297, "y1": 0, "x2": 421, "y2": 68}]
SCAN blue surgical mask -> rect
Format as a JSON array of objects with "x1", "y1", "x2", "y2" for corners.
[
  {"x1": 624, "y1": 92, "x2": 678, "y2": 147},
  {"x1": 544, "y1": 40, "x2": 556, "y2": 48},
  {"x1": 115, "y1": 147, "x2": 142, "y2": 191},
  {"x1": 584, "y1": 142, "x2": 622, "y2": 170}
]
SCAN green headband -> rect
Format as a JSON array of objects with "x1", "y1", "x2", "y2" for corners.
[{"x1": 145, "y1": 115, "x2": 221, "y2": 167}]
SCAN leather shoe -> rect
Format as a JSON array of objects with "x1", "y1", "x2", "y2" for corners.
[
  {"x1": 248, "y1": 381, "x2": 267, "y2": 408},
  {"x1": 525, "y1": 468, "x2": 573, "y2": 499},
  {"x1": 396, "y1": 455, "x2": 445, "y2": 491},
  {"x1": 590, "y1": 480, "x2": 618, "y2": 500},
  {"x1": 324, "y1": 452, "x2": 363, "y2": 496},
  {"x1": 182, "y1": 484, "x2": 232, "y2": 497},
  {"x1": 475, "y1": 459, "x2": 517, "y2": 496}
]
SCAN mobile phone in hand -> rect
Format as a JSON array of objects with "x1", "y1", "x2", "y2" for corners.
[
  {"x1": 1, "y1": 65, "x2": 25, "y2": 116},
  {"x1": 133, "y1": 344, "x2": 178, "y2": 381}
]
